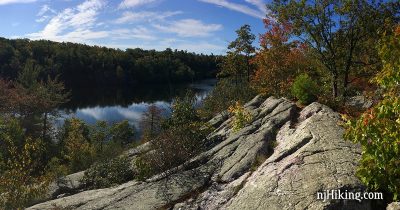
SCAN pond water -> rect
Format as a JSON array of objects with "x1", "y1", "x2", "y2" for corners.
[{"x1": 57, "y1": 79, "x2": 216, "y2": 130}]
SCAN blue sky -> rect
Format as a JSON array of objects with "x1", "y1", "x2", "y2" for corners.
[{"x1": 0, "y1": 0, "x2": 270, "y2": 54}]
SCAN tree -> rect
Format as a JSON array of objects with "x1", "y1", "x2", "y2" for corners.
[
  {"x1": 110, "y1": 120, "x2": 135, "y2": 146},
  {"x1": 61, "y1": 118, "x2": 95, "y2": 173},
  {"x1": 227, "y1": 24, "x2": 256, "y2": 82},
  {"x1": 345, "y1": 25, "x2": 400, "y2": 201},
  {"x1": 14, "y1": 59, "x2": 69, "y2": 140},
  {"x1": 91, "y1": 121, "x2": 109, "y2": 152},
  {"x1": 137, "y1": 92, "x2": 211, "y2": 177},
  {"x1": 0, "y1": 117, "x2": 52, "y2": 209},
  {"x1": 268, "y1": 0, "x2": 399, "y2": 98},
  {"x1": 251, "y1": 19, "x2": 311, "y2": 96},
  {"x1": 139, "y1": 104, "x2": 164, "y2": 142},
  {"x1": 0, "y1": 37, "x2": 220, "y2": 89}
]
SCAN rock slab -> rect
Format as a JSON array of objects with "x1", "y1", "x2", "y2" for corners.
[{"x1": 28, "y1": 97, "x2": 369, "y2": 210}]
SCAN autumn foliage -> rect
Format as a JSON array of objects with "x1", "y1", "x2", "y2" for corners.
[
  {"x1": 345, "y1": 25, "x2": 400, "y2": 201},
  {"x1": 251, "y1": 19, "x2": 310, "y2": 97}
]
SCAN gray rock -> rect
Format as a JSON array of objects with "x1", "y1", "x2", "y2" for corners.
[
  {"x1": 346, "y1": 95, "x2": 373, "y2": 109},
  {"x1": 223, "y1": 103, "x2": 368, "y2": 210},
  {"x1": 388, "y1": 202, "x2": 400, "y2": 210},
  {"x1": 29, "y1": 96, "x2": 368, "y2": 210}
]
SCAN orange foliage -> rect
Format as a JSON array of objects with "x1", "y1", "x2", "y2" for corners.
[{"x1": 251, "y1": 19, "x2": 311, "y2": 96}]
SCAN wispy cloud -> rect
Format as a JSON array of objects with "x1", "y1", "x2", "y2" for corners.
[
  {"x1": 28, "y1": 0, "x2": 107, "y2": 42},
  {"x1": 0, "y1": 0, "x2": 36, "y2": 5},
  {"x1": 110, "y1": 27, "x2": 156, "y2": 40},
  {"x1": 36, "y1": 4, "x2": 56, "y2": 23},
  {"x1": 37, "y1": 4, "x2": 55, "y2": 16},
  {"x1": 115, "y1": 11, "x2": 182, "y2": 24},
  {"x1": 153, "y1": 19, "x2": 222, "y2": 37},
  {"x1": 199, "y1": 0, "x2": 266, "y2": 19},
  {"x1": 245, "y1": 0, "x2": 268, "y2": 14},
  {"x1": 118, "y1": 0, "x2": 157, "y2": 9}
]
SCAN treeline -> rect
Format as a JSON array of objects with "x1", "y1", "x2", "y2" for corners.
[{"x1": 0, "y1": 37, "x2": 220, "y2": 88}]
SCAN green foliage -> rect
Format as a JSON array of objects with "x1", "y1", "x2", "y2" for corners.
[
  {"x1": 268, "y1": 0, "x2": 398, "y2": 98},
  {"x1": 134, "y1": 156, "x2": 153, "y2": 181},
  {"x1": 167, "y1": 92, "x2": 199, "y2": 126},
  {"x1": 344, "y1": 26, "x2": 400, "y2": 201},
  {"x1": 227, "y1": 24, "x2": 256, "y2": 82},
  {"x1": 137, "y1": 92, "x2": 212, "y2": 178},
  {"x1": 61, "y1": 118, "x2": 96, "y2": 173},
  {"x1": 291, "y1": 74, "x2": 318, "y2": 105},
  {"x1": 200, "y1": 78, "x2": 256, "y2": 119},
  {"x1": 82, "y1": 156, "x2": 134, "y2": 189},
  {"x1": 0, "y1": 38, "x2": 220, "y2": 89},
  {"x1": 110, "y1": 120, "x2": 135, "y2": 146},
  {"x1": 228, "y1": 101, "x2": 252, "y2": 132},
  {"x1": 0, "y1": 117, "x2": 53, "y2": 209}
]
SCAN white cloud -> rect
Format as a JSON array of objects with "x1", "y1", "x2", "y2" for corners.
[
  {"x1": 153, "y1": 19, "x2": 222, "y2": 37},
  {"x1": 110, "y1": 27, "x2": 156, "y2": 40},
  {"x1": 37, "y1": 4, "x2": 56, "y2": 16},
  {"x1": 118, "y1": 0, "x2": 157, "y2": 9},
  {"x1": 199, "y1": 0, "x2": 266, "y2": 19},
  {"x1": 36, "y1": 4, "x2": 56, "y2": 22},
  {"x1": 28, "y1": 0, "x2": 107, "y2": 42},
  {"x1": 115, "y1": 11, "x2": 182, "y2": 24},
  {"x1": 36, "y1": 16, "x2": 50, "y2": 23},
  {"x1": 104, "y1": 39, "x2": 225, "y2": 54},
  {"x1": 244, "y1": 0, "x2": 268, "y2": 14},
  {"x1": 0, "y1": 0, "x2": 36, "y2": 5},
  {"x1": 176, "y1": 42, "x2": 225, "y2": 54}
]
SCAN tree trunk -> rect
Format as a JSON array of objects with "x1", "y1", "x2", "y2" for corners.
[
  {"x1": 343, "y1": 70, "x2": 349, "y2": 100},
  {"x1": 246, "y1": 55, "x2": 250, "y2": 82},
  {"x1": 332, "y1": 72, "x2": 338, "y2": 98},
  {"x1": 42, "y1": 112, "x2": 47, "y2": 140}
]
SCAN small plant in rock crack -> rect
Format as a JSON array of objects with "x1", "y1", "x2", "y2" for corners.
[{"x1": 228, "y1": 101, "x2": 253, "y2": 132}]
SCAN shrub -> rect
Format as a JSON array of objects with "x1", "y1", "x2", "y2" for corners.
[
  {"x1": 134, "y1": 156, "x2": 153, "y2": 181},
  {"x1": 110, "y1": 120, "x2": 135, "y2": 146},
  {"x1": 344, "y1": 25, "x2": 400, "y2": 201},
  {"x1": 199, "y1": 78, "x2": 256, "y2": 119},
  {"x1": 291, "y1": 73, "x2": 319, "y2": 105},
  {"x1": 60, "y1": 118, "x2": 96, "y2": 173},
  {"x1": 228, "y1": 101, "x2": 252, "y2": 132},
  {"x1": 0, "y1": 117, "x2": 53, "y2": 209},
  {"x1": 82, "y1": 156, "x2": 134, "y2": 189},
  {"x1": 136, "y1": 92, "x2": 212, "y2": 178}
]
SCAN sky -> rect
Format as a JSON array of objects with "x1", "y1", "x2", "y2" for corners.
[{"x1": 0, "y1": 0, "x2": 271, "y2": 54}]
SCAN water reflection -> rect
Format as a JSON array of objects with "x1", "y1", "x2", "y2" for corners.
[{"x1": 58, "y1": 79, "x2": 216, "y2": 129}]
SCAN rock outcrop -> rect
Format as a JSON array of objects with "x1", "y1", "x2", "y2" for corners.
[{"x1": 28, "y1": 96, "x2": 369, "y2": 210}]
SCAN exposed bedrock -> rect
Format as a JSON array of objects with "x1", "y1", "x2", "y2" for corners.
[{"x1": 28, "y1": 96, "x2": 369, "y2": 210}]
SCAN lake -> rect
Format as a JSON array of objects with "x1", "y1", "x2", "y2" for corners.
[{"x1": 58, "y1": 79, "x2": 216, "y2": 130}]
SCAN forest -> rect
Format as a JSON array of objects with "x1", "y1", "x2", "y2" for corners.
[
  {"x1": 0, "y1": 38, "x2": 220, "y2": 88},
  {"x1": 1, "y1": 0, "x2": 400, "y2": 209}
]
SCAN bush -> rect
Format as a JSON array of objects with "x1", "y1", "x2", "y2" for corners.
[
  {"x1": 0, "y1": 117, "x2": 53, "y2": 209},
  {"x1": 291, "y1": 73, "x2": 319, "y2": 105},
  {"x1": 134, "y1": 156, "x2": 153, "y2": 181},
  {"x1": 60, "y1": 118, "x2": 96, "y2": 173},
  {"x1": 136, "y1": 92, "x2": 212, "y2": 179},
  {"x1": 200, "y1": 78, "x2": 256, "y2": 119},
  {"x1": 110, "y1": 120, "x2": 135, "y2": 146},
  {"x1": 344, "y1": 26, "x2": 400, "y2": 201},
  {"x1": 228, "y1": 101, "x2": 252, "y2": 132},
  {"x1": 82, "y1": 156, "x2": 134, "y2": 189}
]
